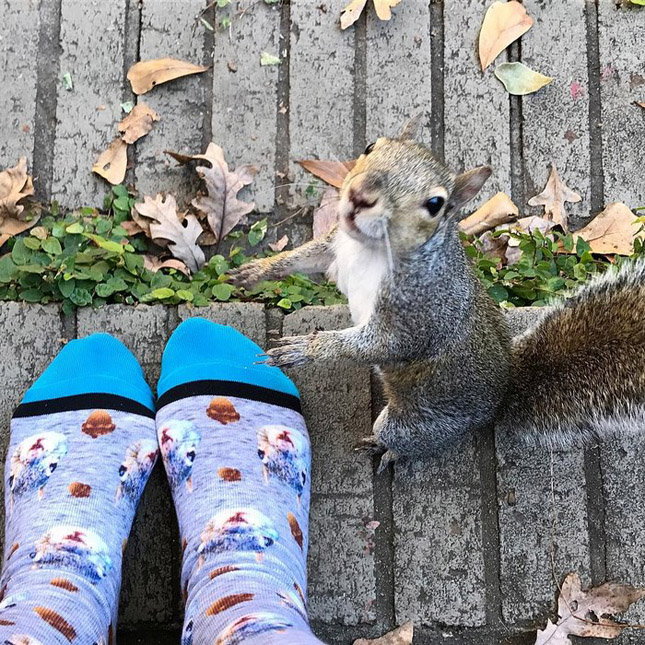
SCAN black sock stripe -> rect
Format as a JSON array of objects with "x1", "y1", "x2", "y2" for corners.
[
  {"x1": 156, "y1": 380, "x2": 302, "y2": 413},
  {"x1": 13, "y1": 393, "x2": 156, "y2": 419}
]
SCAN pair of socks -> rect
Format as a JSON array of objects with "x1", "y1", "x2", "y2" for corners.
[{"x1": 0, "y1": 318, "x2": 323, "y2": 645}]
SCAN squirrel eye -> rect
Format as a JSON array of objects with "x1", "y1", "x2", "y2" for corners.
[
  {"x1": 364, "y1": 142, "x2": 376, "y2": 155},
  {"x1": 424, "y1": 196, "x2": 445, "y2": 216}
]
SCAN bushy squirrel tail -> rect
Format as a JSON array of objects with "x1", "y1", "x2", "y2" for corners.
[{"x1": 497, "y1": 259, "x2": 645, "y2": 450}]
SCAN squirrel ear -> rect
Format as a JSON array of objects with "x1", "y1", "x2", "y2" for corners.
[
  {"x1": 399, "y1": 113, "x2": 424, "y2": 141},
  {"x1": 449, "y1": 166, "x2": 492, "y2": 210}
]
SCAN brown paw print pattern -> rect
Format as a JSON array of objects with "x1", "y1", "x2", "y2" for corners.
[
  {"x1": 68, "y1": 482, "x2": 91, "y2": 498},
  {"x1": 217, "y1": 467, "x2": 242, "y2": 482},
  {"x1": 81, "y1": 411, "x2": 116, "y2": 439},
  {"x1": 206, "y1": 398, "x2": 240, "y2": 425}
]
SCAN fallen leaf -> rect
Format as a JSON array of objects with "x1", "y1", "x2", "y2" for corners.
[
  {"x1": 297, "y1": 159, "x2": 356, "y2": 189},
  {"x1": 478, "y1": 1, "x2": 533, "y2": 70},
  {"x1": 269, "y1": 235, "x2": 289, "y2": 252},
  {"x1": 120, "y1": 220, "x2": 144, "y2": 236},
  {"x1": 513, "y1": 215, "x2": 557, "y2": 236},
  {"x1": 354, "y1": 621, "x2": 414, "y2": 645},
  {"x1": 134, "y1": 194, "x2": 205, "y2": 272},
  {"x1": 0, "y1": 157, "x2": 35, "y2": 219},
  {"x1": 127, "y1": 58, "x2": 208, "y2": 95},
  {"x1": 92, "y1": 138, "x2": 128, "y2": 185},
  {"x1": 260, "y1": 51, "x2": 281, "y2": 66},
  {"x1": 143, "y1": 254, "x2": 191, "y2": 276},
  {"x1": 61, "y1": 72, "x2": 73, "y2": 91},
  {"x1": 165, "y1": 143, "x2": 256, "y2": 243},
  {"x1": 118, "y1": 103, "x2": 160, "y2": 144},
  {"x1": 527, "y1": 164, "x2": 581, "y2": 231},
  {"x1": 460, "y1": 192, "x2": 519, "y2": 236},
  {"x1": 340, "y1": 0, "x2": 401, "y2": 29},
  {"x1": 636, "y1": 101, "x2": 645, "y2": 109},
  {"x1": 121, "y1": 100, "x2": 134, "y2": 113},
  {"x1": 313, "y1": 187, "x2": 340, "y2": 238},
  {"x1": 572, "y1": 202, "x2": 641, "y2": 255},
  {"x1": 494, "y1": 62, "x2": 553, "y2": 95},
  {"x1": 534, "y1": 572, "x2": 645, "y2": 644}
]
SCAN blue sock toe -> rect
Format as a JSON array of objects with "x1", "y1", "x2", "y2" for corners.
[
  {"x1": 157, "y1": 318, "x2": 299, "y2": 399},
  {"x1": 22, "y1": 333, "x2": 154, "y2": 410}
]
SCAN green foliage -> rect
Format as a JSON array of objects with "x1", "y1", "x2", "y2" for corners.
[{"x1": 464, "y1": 227, "x2": 643, "y2": 308}]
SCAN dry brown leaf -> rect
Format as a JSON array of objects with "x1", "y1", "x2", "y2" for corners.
[
  {"x1": 127, "y1": 58, "x2": 208, "y2": 95},
  {"x1": 118, "y1": 103, "x2": 160, "y2": 144},
  {"x1": 572, "y1": 202, "x2": 641, "y2": 255},
  {"x1": 313, "y1": 187, "x2": 340, "y2": 239},
  {"x1": 134, "y1": 194, "x2": 205, "y2": 272},
  {"x1": 479, "y1": 1, "x2": 533, "y2": 70},
  {"x1": 527, "y1": 164, "x2": 581, "y2": 232},
  {"x1": 534, "y1": 572, "x2": 645, "y2": 644},
  {"x1": 0, "y1": 157, "x2": 35, "y2": 218},
  {"x1": 636, "y1": 101, "x2": 645, "y2": 109},
  {"x1": 298, "y1": 159, "x2": 355, "y2": 189},
  {"x1": 354, "y1": 621, "x2": 414, "y2": 645},
  {"x1": 269, "y1": 235, "x2": 289, "y2": 252},
  {"x1": 120, "y1": 220, "x2": 145, "y2": 236},
  {"x1": 340, "y1": 0, "x2": 401, "y2": 29},
  {"x1": 92, "y1": 138, "x2": 128, "y2": 185},
  {"x1": 460, "y1": 192, "x2": 519, "y2": 236},
  {"x1": 165, "y1": 143, "x2": 256, "y2": 243},
  {"x1": 143, "y1": 254, "x2": 191, "y2": 276}
]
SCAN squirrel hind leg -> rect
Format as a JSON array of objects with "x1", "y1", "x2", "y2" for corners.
[{"x1": 354, "y1": 435, "x2": 386, "y2": 455}]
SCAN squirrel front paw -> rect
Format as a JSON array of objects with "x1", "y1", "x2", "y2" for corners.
[
  {"x1": 262, "y1": 333, "x2": 317, "y2": 368},
  {"x1": 228, "y1": 260, "x2": 271, "y2": 290}
]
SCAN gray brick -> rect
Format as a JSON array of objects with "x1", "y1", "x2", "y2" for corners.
[
  {"x1": 211, "y1": 2, "x2": 281, "y2": 213},
  {"x1": 51, "y1": 0, "x2": 128, "y2": 207},
  {"x1": 521, "y1": 0, "x2": 590, "y2": 228},
  {"x1": 443, "y1": 0, "x2": 510, "y2": 209},
  {"x1": 365, "y1": 1, "x2": 432, "y2": 142},
  {"x1": 308, "y1": 494, "x2": 377, "y2": 625},
  {"x1": 77, "y1": 304, "x2": 178, "y2": 624},
  {"x1": 282, "y1": 306, "x2": 373, "y2": 496},
  {"x1": 598, "y1": 3, "x2": 645, "y2": 209},
  {"x1": 135, "y1": 0, "x2": 208, "y2": 206},
  {"x1": 496, "y1": 433, "x2": 590, "y2": 623},
  {"x1": 177, "y1": 302, "x2": 266, "y2": 348},
  {"x1": 393, "y1": 437, "x2": 486, "y2": 627},
  {"x1": 289, "y1": 0, "x2": 355, "y2": 206},
  {"x1": 0, "y1": 0, "x2": 39, "y2": 169},
  {"x1": 601, "y1": 437, "x2": 645, "y2": 624}
]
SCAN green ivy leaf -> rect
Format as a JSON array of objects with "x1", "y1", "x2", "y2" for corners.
[
  {"x1": 65, "y1": 222, "x2": 84, "y2": 234},
  {"x1": 212, "y1": 283, "x2": 235, "y2": 301},
  {"x1": 58, "y1": 279, "x2": 76, "y2": 299},
  {"x1": 42, "y1": 237, "x2": 63, "y2": 255},
  {"x1": 277, "y1": 298, "x2": 292, "y2": 309},
  {"x1": 147, "y1": 287, "x2": 175, "y2": 300},
  {"x1": 70, "y1": 288, "x2": 93, "y2": 306}
]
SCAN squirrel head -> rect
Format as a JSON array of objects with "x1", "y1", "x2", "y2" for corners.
[{"x1": 338, "y1": 118, "x2": 492, "y2": 255}]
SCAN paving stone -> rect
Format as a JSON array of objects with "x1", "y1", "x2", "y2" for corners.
[
  {"x1": 177, "y1": 302, "x2": 266, "y2": 348},
  {"x1": 598, "y1": 3, "x2": 645, "y2": 208},
  {"x1": 365, "y1": 1, "x2": 432, "y2": 142},
  {"x1": 443, "y1": 0, "x2": 511, "y2": 209},
  {"x1": 308, "y1": 494, "x2": 377, "y2": 625},
  {"x1": 521, "y1": 0, "x2": 590, "y2": 228},
  {"x1": 601, "y1": 436, "x2": 645, "y2": 624},
  {"x1": 135, "y1": 0, "x2": 208, "y2": 205},
  {"x1": 77, "y1": 304, "x2": 179, "y2": 624},
  {"x1": 0, "y1": 0, "x2": 39, "y2": 169},
  {"x1": 496, "y1": 432, "x2": 590, "y2": 623},
  {"x1": 210, "y1": 2, "x2": 281, "y2": 213},
  {"x1": 282, "y1": 306, "x2": 373, "y2": 496},
  {"x1": 51, "y1": 0, "x2": 128, "y2": 207},
  {"x1": 289, "y1": 0, "x2": 355, "y2": 206},
  {"x1": 393, "y1": 436, "x2": 486, "y2": 627}
]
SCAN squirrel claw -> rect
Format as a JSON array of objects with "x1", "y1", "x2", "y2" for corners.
[
  {"x1": 376, "y1": 450, "x2": 399, "y2": 475},
  {"x1": 354, "y1": 436, "x2": 386, "y2": 455},
  {"x1": 264, "y1": 335, "x2": 313, "y2": 368}
]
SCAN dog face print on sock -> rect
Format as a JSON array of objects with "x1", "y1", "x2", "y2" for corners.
[
  {"x1": 256, "y1": 425, "x2": 309, "y2": 503},
  {"x1": 30, "y1": 526, "x2": 113, "y2": 584},
  {"x1": 158, "y1": 420, "x2": 200, "y2": 492},
  {"x1": 8, "y1": 432, "x2": 68, "y2": 505},
  {"x1": 116, "y1": 439, "x2": 159, "y2": 503}
]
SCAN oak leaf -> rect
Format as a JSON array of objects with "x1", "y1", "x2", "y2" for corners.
[
  {"x1": 460, "y1": 192, "x2": 519, "y2": 236},
  {"x1": 354, "y1": 622, "x2": 413, "y2": 645},
  {"x1": 297, "y1": 159, "x2": 355, "y2": 189},
  {"x1": 313, "y1": 187, "x2": 340, "y2": 238},
  {"x1": 92, "y1": 138, "x2": 128, "y2": 185},
  {"x1": 165, "y1": 143, "x2": 256, "y2": 243},
  {"x1": 528, "y1": 164, "x2": 581, "y2": 231},
  {"x1": 479, "y1": 1, "x2": 533, "y2": 70},
  {"x1": 118, "y1": 103, "x2": 160, "y2": 144},
  {"x1": 0, "y1": 157, "x2": 35, "y2": 219},
  {"x1": 340, "y1": 0, "x2": 402, "y2": 29},
  {"x1": 269, "y1": 235, "x2": 289, "y2": 252},
  {"x1": 534, "y1": 572, "x2": 645, "y2": 644},
  {"x1": 572, "y1": 202, "x2": 641, "y2": 256},
  {"x1": 127, "y1": 58, "x2": 208, "y2": 95},
  {"x1": 494, "y1": 62, "x2": 553, "y2": 96},
  {"x1": 134, "y1": 194, "x2": 205, "y2": 272},
  {"x1": 143, "y1": 254, "x2": 191, "y2": 276}
]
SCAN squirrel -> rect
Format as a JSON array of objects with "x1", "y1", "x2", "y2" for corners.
[{"x1": 228, "y1": 119, "x2": 645, "y2": 472}]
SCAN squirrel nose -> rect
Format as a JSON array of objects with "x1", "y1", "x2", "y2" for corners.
[{"x1": 348, "y1": 186, "x2": 377, "y2": 211}]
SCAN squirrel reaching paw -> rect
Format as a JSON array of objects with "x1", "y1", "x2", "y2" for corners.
[{"x1": 229, "y1": 120, "x2": 645, "y2": 472}]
